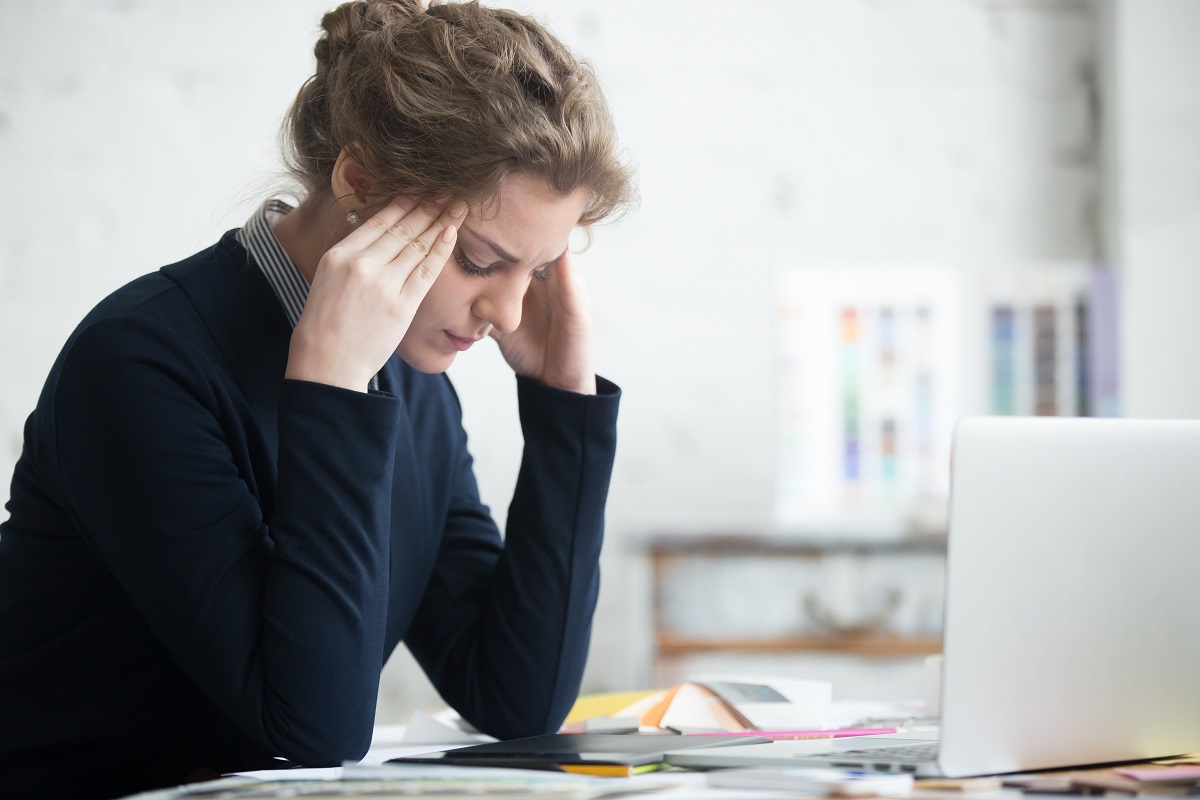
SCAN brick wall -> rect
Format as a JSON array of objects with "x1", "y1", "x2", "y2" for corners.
[{"x1": 2, "y1": 0, "x2": 1194, "y2": 724}]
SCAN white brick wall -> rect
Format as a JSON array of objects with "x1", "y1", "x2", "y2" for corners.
[
  {"x1": 2, "y1": 0, "x2": 1195, "y2": 724},
  {"x1": 1104, "y1": 0, "x2": 1200, "y2": 418}
]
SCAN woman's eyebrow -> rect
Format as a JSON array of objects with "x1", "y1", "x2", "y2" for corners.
[
  {"x1": 462, "y1": 226, "x2": 566, "y2": 267},
  {"x1": 462, "y1": 226, "x2": 521, "y2": 264}
]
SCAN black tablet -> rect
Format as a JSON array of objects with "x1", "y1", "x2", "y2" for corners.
[{"x1": 388, "y1": 733, "x2": 769, "y2": 768}]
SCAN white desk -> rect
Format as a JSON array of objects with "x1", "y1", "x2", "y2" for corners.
[{"x1": 116, "y1": 723, "x2": 1029, "y2": 800}]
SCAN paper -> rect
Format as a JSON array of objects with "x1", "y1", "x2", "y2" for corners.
[
  {"x1": 565, "y1": 690, "x2": 660, "y2": 724},
  {"x1": 1115, "y1": 765, "x2": 1200, "y2": 782},
  {"x1": 655, "y1": 682, "x2": 748, "y2": 731},
  {"x1": 690, "y1": 675, "x2": 832, "y2": 730},
  {"x1": 708, "y1": 766, "x2": 914, "y2": 797},
  {"x1": 582, "y1": 716, "x2": 641, "y2": 733},
  {"x1": 565, "y1": 678, "x2": 839, "y2": 734},
  {"x1": 402, "y1": 709, "x2": 496, "y2": 745},
  {"x1": 135, "y1": 767, "x2": 612, "y2": 798}
]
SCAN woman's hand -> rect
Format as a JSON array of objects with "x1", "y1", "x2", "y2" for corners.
[
  {"x1": 492, "y1": 251, "x2": 597, "y2": 395},
  {"x1": 286, "y1": 199, "x2": 467, "y2": 392}
]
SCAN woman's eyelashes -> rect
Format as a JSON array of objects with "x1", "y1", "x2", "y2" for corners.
[
  {"x1": 454, "y1": 248, "x2": 493, "y2": 278},
  {"x1": 455, "y1": 247, "x2": 552, "y2": 281}
]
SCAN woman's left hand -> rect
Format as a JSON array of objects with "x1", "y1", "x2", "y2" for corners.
[{"x1": 492, "y1": 251, "x2": 597, "y2": 395}]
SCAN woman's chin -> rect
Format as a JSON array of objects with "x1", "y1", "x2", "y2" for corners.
[{"x1": 396, "y1": 345, "x2": 457, "y2": 375}]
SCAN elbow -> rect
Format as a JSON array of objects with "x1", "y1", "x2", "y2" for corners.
[
  {"x1": 279, "y1": 732, "x2": 372, "y2": 768},
  {"x1": 469, "y1": 705, "x2": 562, "y2": 742},
  {"x1": 264, "y1": 712, "x2": 374, "y2": 768},
  {"x1": 457, "y1": 677, "x2": 578, "y2": 742}
]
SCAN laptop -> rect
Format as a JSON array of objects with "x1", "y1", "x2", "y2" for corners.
[{"x1": 666, "y1": 416, "x2": 1200, "y2": 777}]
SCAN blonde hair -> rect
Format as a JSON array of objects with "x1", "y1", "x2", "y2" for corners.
[{"x1": 283, "y1": 0, "x2": 634, "y2": 227}]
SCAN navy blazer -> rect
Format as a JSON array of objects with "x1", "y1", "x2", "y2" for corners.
[{"x1": 0, "y1": 231, "x2": 619, "y2": 799}]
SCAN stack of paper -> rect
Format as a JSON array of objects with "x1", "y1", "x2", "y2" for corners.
[{"x1": 563, "y1": 676, "x2": 833, "y2": 734}]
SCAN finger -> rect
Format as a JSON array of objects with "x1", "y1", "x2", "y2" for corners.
[
  {"x1": 547, "y1": 250, "x2": 592, "y2": 317},
  {"x1": 534, "y1": 250, "x2": 575, "y2": 295},
  {"x1": 387, "y1": 201, "x2": 468, "y2": 274},
  {"x1": 544, "y1": 249, "x2": 571, "y2": 281},
  {"x1": 519, "y1": 252, "x2": 566, "y2": 317},
  {"x1": 357, "y1": 199, "x2": 450, "y2": 265},
  {"x1": 401, "y1": 222, "x2": 458, "y2": 297},
  {"x1": 334, "y1": 196, "x2": 419, "y2": 252}
]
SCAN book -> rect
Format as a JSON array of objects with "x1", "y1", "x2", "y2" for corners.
[{"x1": 565, "y1": 677, "x2": 832, "y2": 733}]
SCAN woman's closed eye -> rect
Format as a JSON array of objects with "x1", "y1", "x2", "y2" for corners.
[
  {"x1": 455, "y1": 248, "x2": 494, "y2": 278},
  {"x1": 455, "y1": 247, "x2": 551, "y2": 281}
]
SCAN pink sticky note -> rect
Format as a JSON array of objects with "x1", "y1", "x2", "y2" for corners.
[{"x1": 1114, "y1": 765, "x2": 1200, "y2": 782}]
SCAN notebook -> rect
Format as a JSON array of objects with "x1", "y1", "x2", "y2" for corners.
[{"x1": 666, "y1": 417, "x2": 1200, "y2": 777}]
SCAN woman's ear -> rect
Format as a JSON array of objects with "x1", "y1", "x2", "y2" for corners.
[{"x1": 330, "y1": 146, "x2": 373, "y2": 212}]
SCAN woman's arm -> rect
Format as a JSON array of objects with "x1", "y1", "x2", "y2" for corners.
[
  {"x1": 54, "y1": 315, "x2": 399, "y2": 765},
  {"x1": 405, "y1": 374, "x2": 619, "y2": 739}
]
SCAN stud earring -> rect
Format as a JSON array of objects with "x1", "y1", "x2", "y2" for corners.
[{"x1": 345, "y1": 210, "x2": 359, "y2": 225}]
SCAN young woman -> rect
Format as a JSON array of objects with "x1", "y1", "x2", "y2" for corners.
[{"x1": 0, "y1": 1, "x2": 633, "y2": 797}]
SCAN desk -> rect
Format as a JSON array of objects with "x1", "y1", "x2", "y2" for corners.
[
  {"x1": 117, "y1": 727, "x2": 822, "y2": 799},
  {"x1": 116, "y1": 721, "x2": 1200, "y2": 800}
]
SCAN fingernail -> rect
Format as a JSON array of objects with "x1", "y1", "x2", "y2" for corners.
[
  {"x1": 450, "y1": 201, "x2": 468, "y2": 217},
  {"x1": 442, "y1": 225, "x2": 457, "y2": 243}
]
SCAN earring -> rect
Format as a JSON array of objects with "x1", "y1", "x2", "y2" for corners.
[{"x1": 345, "y1": 210, "x2": 359, "y2": 225}]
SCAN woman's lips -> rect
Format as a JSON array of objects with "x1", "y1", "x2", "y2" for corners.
[{"x1": 444, "y1": 331, "x2": 478, "y2": 351}]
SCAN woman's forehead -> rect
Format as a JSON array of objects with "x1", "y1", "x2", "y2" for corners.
[{"x1": 466, "y1": 176, "x2": 587, "y2": 262}]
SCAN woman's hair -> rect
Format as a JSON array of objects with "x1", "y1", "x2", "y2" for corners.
[{"x1": 283, "y1": 0, "x2": 634, "y2": 227}]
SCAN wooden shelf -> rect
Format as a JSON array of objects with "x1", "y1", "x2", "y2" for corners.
[
  {"x1": 656, "y1": 633, "x2": 943, "y2": 658},
  {"x1": 642, "y1": 532, "x2": 947, "y2": 557},
  {"x1": 644, "y1": 532, "x2": 947, "y2": 680}
]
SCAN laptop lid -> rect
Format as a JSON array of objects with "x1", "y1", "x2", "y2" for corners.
[
  {"x1": 667, "y1": 417, "x2": 1200, "y2": 778},
  {"x1": 938, "y1": 416, "x2": 1200, "y2": 776}
]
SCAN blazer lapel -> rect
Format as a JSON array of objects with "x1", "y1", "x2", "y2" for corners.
[{"x1": 161, "y1": 231, "x2": 292, "y2": 499}]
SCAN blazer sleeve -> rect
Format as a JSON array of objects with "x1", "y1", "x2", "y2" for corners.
[
  {"x1": 405, "y1": 374, "x2": 620, "y2": 739},
  {"x1": 52, "y1": 315, "x2": 397, "y2": 766}
]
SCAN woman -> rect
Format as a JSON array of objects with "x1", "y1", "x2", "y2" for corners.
[{"x1": 0, "y1": 1, "x2": 633, "y2": 797}]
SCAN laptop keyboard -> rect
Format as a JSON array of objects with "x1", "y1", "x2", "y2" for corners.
[{"x1": 834, "y1": 741, "x2": 940, "y2": 765}]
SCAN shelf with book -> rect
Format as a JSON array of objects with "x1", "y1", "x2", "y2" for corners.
[{"x1": 642, "y1": 531, "x2": 946, "y2": 682}]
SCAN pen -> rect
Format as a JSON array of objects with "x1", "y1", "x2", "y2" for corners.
[{"x1": 686, "y1": 727, "x2": 899, "y2": 740}]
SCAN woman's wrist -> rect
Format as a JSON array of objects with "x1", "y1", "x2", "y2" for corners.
[
  {"x1": 285, "y1": 336, "x2": 371, "y2": 393},
  {"x1": 564, "y1": 375, "x2": 597, "y2": 395},
  {"x1": 533, "y1": 368, "x2": 596, "y2": 396}
]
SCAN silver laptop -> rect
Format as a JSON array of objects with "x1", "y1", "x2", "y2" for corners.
[{"x1": 666, "y1": 417, "x2": 1200, "y2": 777}]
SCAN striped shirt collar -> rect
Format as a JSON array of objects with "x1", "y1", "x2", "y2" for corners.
[
  {"x1": 235, "y1": 199, "x2": 308, "y2": 329},
  {"x1": 237, "y1": 200, "x2": 381, "y2": 392}
]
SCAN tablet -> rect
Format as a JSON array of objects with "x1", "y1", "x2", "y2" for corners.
[{"x1": 389, "y1": 732, "x2": 769, "y2": 768}]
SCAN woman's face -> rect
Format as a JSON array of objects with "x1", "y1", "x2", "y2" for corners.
[{"x1": 396, "y1": 173, "x2": 589, "y2": 373}]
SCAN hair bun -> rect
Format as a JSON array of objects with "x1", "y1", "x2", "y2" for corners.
[{"x1": 315, "y1": 0, "x2": 424, "y2": 66}]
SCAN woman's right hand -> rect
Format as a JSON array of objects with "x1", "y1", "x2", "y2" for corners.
[{"x1": 285, "y1": 198, "x2": 466, "y2": 392}]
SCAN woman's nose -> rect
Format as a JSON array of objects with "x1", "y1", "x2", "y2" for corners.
[{"x1": 473, "y1": 277, "x2": 525, "y2": 334}]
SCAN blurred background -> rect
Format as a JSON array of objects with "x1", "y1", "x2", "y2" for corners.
[{"x1": 1, "y1": 0, "x2": 1197, "y2": 723}]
